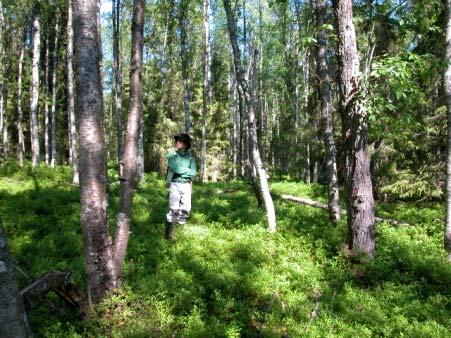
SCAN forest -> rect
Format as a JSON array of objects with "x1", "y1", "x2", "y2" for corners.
[{"x1": 0, "y1": 0, "x2": 450, "y2": 337}]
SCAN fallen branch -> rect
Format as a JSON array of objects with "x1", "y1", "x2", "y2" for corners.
[
  {"x1": 280, "y1": 194, "x2": 410, "y2": 227},
  {"x1": 21, "y1": 270, "x2": 85, "y2": 314}
]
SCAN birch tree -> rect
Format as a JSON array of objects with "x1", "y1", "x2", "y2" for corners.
[
  {"x1": 223, "y1": 0, "x2": 276, "y2": 232},
  {"x1": 74, "y1": 0, "x2": 118, "y2": 302},
  {"x1": 44, "y1": 29, "x2": 50, "y2": 164},
  {"x1": 200, "y1": 0, "x2": 212, "y2": 182},
  {"x1": 50, "y1": 15, "x2": 60, "y2": 168},
  {"x1": 30, "y1": 3, "x2": 41, "y2": 167},
  {"x1": 17, "y1": 28, "x2": 25, "y2": 167},
  {"x1": 68, "y1": 0, "x2": 79, "y2": 184}
]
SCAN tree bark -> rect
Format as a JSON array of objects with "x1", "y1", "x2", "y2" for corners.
[
  {"x1": 17, "y1": 28, "x2": 25, "y2": 167},
  {"x1": 30, "y1": 4, "x2": 41, "y2": 167},
  {"x1": 223, "y1": 0, "x2": 276, "y2": 232},
  {"x1": 112, "y1": 0, "x2": 123, "y2": 164},
  {"x1": 114, "y1": 0, "x2": 145, "y2": 280},
  {"x1": 50, "y1": 15, "x2": 60, "y2": 168},
  {"x1": 445, "y1": 0, "x2": 451, "y2": 262},
  {"x1": 315, "y1": 0, "x2": 340, "y2": 223},
  {"x1": 68, "y1": 0, "x2": 79, "y2": 184},
  {"x1": 333, "y1": 0, "x2": 376, "y2": 257},
  {"x1": 74, "y1": 0, "x2": 118, "y2": 303},
  {"x1": 0, "y1": 223, "x2": 32, "y2": 337},
  {"x1": 200, "y1": 0, "x2": 211, "y2": 182}
]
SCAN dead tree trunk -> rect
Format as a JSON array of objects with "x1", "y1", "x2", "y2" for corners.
[
  {"x1": 114, "y1": 0, "x2": 145, "y2": 279},
  {"x1": 30, "y1": 4, "x2": 41, "y2": 167},
  {"x1": 67, "y1": 0, "x2": 79, "y2": 184},
  {"x1": 74, "y1": 0, "x2": 118, "y2": 303},
  {"x1": 0, "y1": 223, "x2": 32, "y2": 337},
  {"x1": 445, "y1": 0, "x2": 451, "y2": 262},
  {"x1": 223, "y1": 0, "x2": 276, "y2": 232},
  {"x1": 333, "y1": 0, "x2": 376, "y2": 257},
  {"x1": 315, "y1": 0, "x2": 340, "y2": 223}
]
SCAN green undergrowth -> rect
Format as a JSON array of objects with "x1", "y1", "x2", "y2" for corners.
[{"x1": 0, "y1": 161, "x2": 450, "y2": 337}]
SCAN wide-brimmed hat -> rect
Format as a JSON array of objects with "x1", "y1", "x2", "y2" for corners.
[{"x1": 174, "y1": 133, "x2": 191, "y2": 149}]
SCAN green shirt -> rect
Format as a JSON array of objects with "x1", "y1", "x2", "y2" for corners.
[{"x1": 166, "y1": 150, "x2": 197, "y2": 183}]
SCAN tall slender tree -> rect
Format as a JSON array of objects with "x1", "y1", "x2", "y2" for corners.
[
  {"x1": 17, "y1": 28, "x2": 25, "y2": 167},
  {"x1": 74, "y1": 0, "x2": 118, "y2": 302},
  {"x1": 50, "y1": 15, "x2": 60, "y2": 168},
  {"x1": 315, "y1": 0, "x2": 340, "y2": 223},
  {"x1": 44, "y1": 29, "x2": 50, "y2": 164},
  {"x1": 30, "y1": 2, "x2": 41, "y2": 167},
  {"x1": 333, "y1": 0, "x2": 376, "y2": 257},
  {"x1": 1, "y1": 13, "x2": 9, "y2": 161},
  {"x1": 112, "y1": 0, "x2": 123, "y2": 163},
  {"x1": 445, "y1": 0, "x2": 451, "y2": 262},
  {"x1": 114, "y1": 0, "x2": 145, "y2": 279},
  {"x1": 67, "y1": 0, "x2": 79, "y2": 184},
  {"x1": 200, "y1": 0, "x2": 212, "y2": 182},
  {"x1": 223, "y1": 0, "x2": 276, "y2": 232},
  {"x1": 179, "y1": 0, "x2": 191, "y2": 133}
]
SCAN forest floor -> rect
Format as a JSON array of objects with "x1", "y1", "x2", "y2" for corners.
[{"x1": 0, "y1": 161, "x2": 450, "y2": 338}]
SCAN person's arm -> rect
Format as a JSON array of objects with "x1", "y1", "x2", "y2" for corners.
[
  {"x1": 182, "y1": 157, "x2": 197, "y2": 178},
  {"x1": 167, "y1": 151, "x2": 191, "y2": 175}
]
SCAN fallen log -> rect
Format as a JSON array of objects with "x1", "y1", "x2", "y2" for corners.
[
  {"x1": 21, "y1": 270, "x2": 85, "y2": 314},
  {"x1": 280, "y1": 194, "x2": 410, "y2": 227}
]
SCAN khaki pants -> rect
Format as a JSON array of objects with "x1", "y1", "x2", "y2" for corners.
[{"x1": 166, "y1": 182, "x2": 192, "y2": 224}]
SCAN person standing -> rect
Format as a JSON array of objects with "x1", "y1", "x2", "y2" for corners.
[{"x1": 165, "y1": 133, "x2": 197, "y2": 240}]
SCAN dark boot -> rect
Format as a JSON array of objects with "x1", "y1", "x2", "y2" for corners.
[{"x1": 165, "y1": 221, "x2": 174, "y2": 241}]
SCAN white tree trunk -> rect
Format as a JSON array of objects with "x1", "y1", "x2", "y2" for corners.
[
  {"x1": 200, "y1": 0, "x2": 211, "y2": 182},
  {"x1": 44, "y1": 30, "x2": 50, "y2": 164},
  {"x1": 74, "y1": 0, "x2": 118, "y2": 302},
  {"x1": 30, "y1": 5, "x2": 41, "y2": 167},
  {"x1": 50, "y1": 15, "x2": 60, "y2": 168},
  {"x1": 223, "y1": 0, "x2": 276, "y2": 232},
  {"x1": 67, "y1": 0, "x2": 79, "y2": 184},
  {"x1": 17, "y1": 29, "x2": 25, "y2": 167}
]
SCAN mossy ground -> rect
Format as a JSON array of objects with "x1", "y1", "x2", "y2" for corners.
[{"x1": 0, "y1": 161, "x2": 450, "y2": 337}]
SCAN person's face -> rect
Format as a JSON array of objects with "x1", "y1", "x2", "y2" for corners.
[{"x1": 175, "y1": 140, "x2": 187, "y2": 151}]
